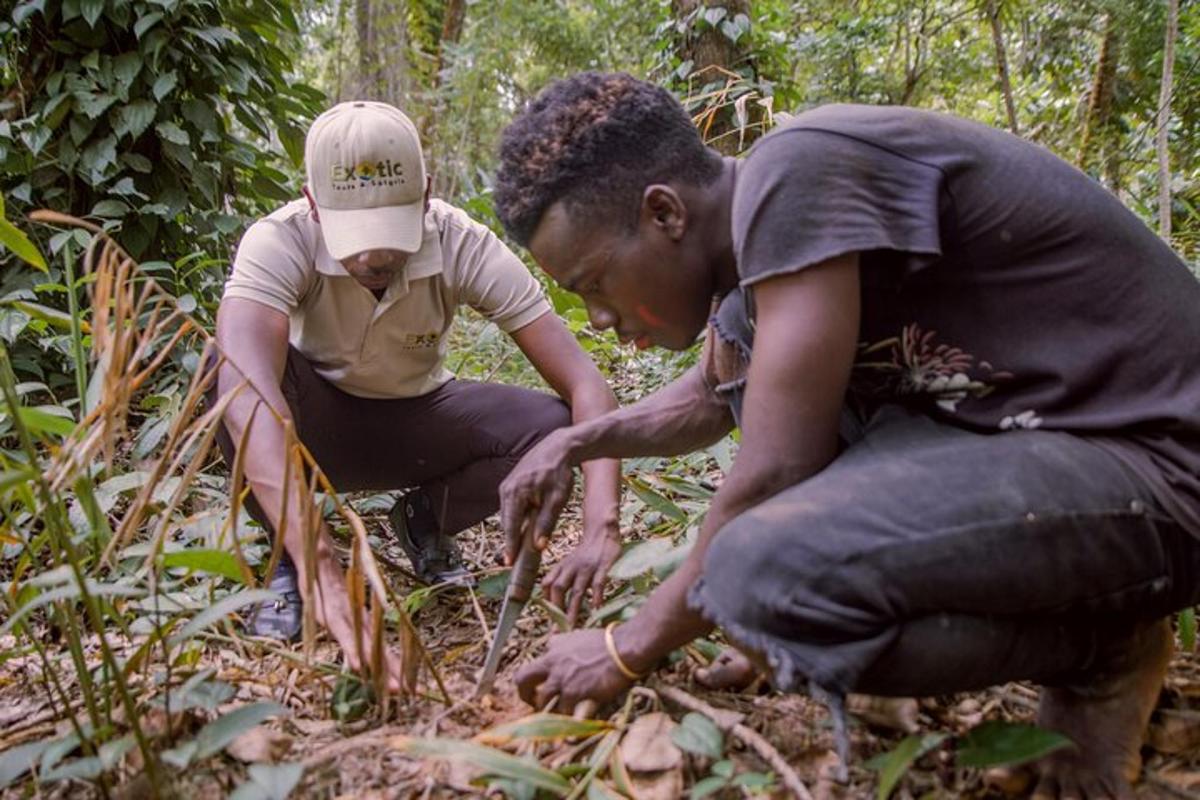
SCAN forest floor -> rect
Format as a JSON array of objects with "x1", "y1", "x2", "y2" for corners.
[{"x1": 3, "y1": 504, "x2": 1200, "y2": 800}]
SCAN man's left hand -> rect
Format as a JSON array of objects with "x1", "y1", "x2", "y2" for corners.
[
  {"x1": 543, "y1": 531, "x2": 621, "y2": 626},
  {"x1": 514, "y1": 628, "x2": 632, "y2": 711}
]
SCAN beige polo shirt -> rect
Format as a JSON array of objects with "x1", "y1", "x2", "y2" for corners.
[{"x1": 224, "y1": 198, "x2": 551, "y2": 399}]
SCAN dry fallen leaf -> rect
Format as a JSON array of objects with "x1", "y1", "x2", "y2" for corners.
[
  {"x1": 1147, "y1": 709, "x2": 1200, "y2": 755},
  {"x1": 619, "y1": 712, "x2": 682, "y2": 773},
  {"x1": 846, "y1": 694, "x2": 920, "y2": 734},
  {"x1": 225, "y1": 725, "x2": 294, "y2": 763},
  {"x1": 629, "y1": 767, "x2": 684, "y2": 800}
]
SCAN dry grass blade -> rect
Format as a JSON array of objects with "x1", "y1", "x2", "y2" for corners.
[{"x1": 14, "y1": 212, "x2": 433, "y2": 735}]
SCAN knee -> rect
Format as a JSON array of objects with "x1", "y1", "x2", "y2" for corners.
[{"x1": 694, "y1": 506, "x2": 892, "y2": 635}]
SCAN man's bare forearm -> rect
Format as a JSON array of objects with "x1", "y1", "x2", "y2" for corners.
[{"x1": 561, "y1": 365, "x2": 734, "y2": 466}]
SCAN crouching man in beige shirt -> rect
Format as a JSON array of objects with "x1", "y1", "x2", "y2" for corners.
[{"x1": 212, "y1": 101, "x2": 620, "y2": 685}]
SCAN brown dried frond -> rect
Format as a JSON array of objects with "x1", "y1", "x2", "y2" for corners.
[{"x1": 24, "y1": 210, "x2": 428, "y2": 700}]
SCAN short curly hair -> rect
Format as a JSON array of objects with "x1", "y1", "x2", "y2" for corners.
[{"x1": 494, "y1": 72, "x2": 724, "y2": 247}]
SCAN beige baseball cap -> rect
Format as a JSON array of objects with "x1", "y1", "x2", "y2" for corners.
[{"x1": 304, "y1": 101, "x2": 427, "y2": 260}]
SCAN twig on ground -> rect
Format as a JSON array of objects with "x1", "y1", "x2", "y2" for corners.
[
  {"x1": 1145, "y1": 769, "x2": 1200, "y2": 800},
  {"x1": 656, "y1": 684, "x2": 814, "y2": 800},
  {"x1": 302, "y1": 724, "x2": 408, "y2": 769},
  {"x1": 466, "y1": 586, "x2": 491, "y2": 641}
]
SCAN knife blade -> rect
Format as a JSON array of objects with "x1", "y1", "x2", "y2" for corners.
[{"x1": 475, "y1": 541, "x2": 541, "y2": 696}]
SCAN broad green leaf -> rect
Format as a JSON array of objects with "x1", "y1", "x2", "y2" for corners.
[
  {"x1": 113, "y1": 100, "x2": 157, "y2": 140},
  {"x1": 627, "y1": 476, "x2": 687, "y2": 522},
  {"x1": 162, "y1": 549, "x2": 246, "y2": 584},
  {"x1": 167, "y1": 588, "x2": 279, "y2": 645},
  {"x1": 74, "y1": 91, "x2": 117, "y2": 119},
  {"x1": 609, "y1": 532, "x2": 694, "y2": 581},
  {"x1": 476, "y1": 714, "x2": 611, "y2": 745},
  {"x1": 229, "y1": 762, "x2": 305, "y2": 800},
  {"x1": 113, "y1": 52, "x2": 142, "y2": 89},
  {"x1": 0, "y1": 218, "x2": 47, "y2": 271},
  {"x1": 0, "y1": 739, "x2": 53, "y2": 790},
  {"x1": 865, "y1": 733, "x2": 946, "y2": 800},
  {"x1": 152, "y1": 71, "x2": 178, "y2": 101},
  {"x1": 391, "y1": 736, "x2": 570, "y2": 795},
  {"x1": 1, "y1": 581, "x2": 145, "y2": 636},
  {"x1": 670, "y1": 712, "x2": 723, "y2": 759},
  {"x1": 161, "y1": 702, "x2": 290, "y2": 768},
  {"x1": 133, "y1": 11, "x2": 163, "y2": 38},
  {"x1": 156, "y1": 121, "x2": 189, "y2": 146},
  {"x1": 956, "y1": 721, "x2": 1071, "y2": 768},
  {"x1": 478, "y1": 569, "x2": 510, "y2": 599},
  {"x1": 79, "y1": 0, "x2": 103, "y2": 27},
  {"x1": 15, "y1": 405, "x2": 76, "y2": 437},
  {"x1": 91, "y1": 199, "x2": 129, "y2": 218},
  {"x1": 690, "y1": 775, "x2": 728, "y2": 798}
]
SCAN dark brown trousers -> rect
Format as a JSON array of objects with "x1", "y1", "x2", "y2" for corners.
[{"x1": 212, "y1": 347, "x2": 571, "y2": 536}]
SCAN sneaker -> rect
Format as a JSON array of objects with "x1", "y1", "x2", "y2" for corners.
[
  {"x1": 389, "y1": 490, "x2": 474, "y2": 587},
  {"x1": 249, "y1": 552, "x2": 303, "y2": 641}
]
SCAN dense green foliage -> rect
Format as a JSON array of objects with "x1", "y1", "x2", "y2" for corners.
[{"x1": 1, "y1": 0, "x2": 324, "y2": 261}]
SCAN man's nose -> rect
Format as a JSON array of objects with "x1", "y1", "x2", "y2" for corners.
[{"x1": 356, "y1": 250, "x2": 406, "y2": 269}]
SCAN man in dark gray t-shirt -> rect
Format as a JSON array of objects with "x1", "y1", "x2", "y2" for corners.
[{"x1": 490, "y1": 73, "x2": 1200, "y2": 798}]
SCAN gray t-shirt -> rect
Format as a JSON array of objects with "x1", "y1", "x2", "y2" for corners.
[{"x1": 717, "y1": 104, "x2": 1200, "y2": 535}]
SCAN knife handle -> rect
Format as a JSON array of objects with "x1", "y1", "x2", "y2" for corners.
[{"x1": 508, "y1": 543, "x2": 541, "y2": 603}]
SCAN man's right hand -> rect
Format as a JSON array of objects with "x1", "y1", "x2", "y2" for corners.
[{"x1": 499, "y1": 428, "x2": 576, "y2": 563}]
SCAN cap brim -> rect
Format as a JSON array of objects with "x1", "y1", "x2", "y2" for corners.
[{"x1": 318, "y1": 203, "x2": 424, "y2": 260}]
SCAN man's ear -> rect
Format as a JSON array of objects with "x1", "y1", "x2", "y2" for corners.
[
  {"x1": 423, "y1": 175, "x2": 432, "y2": 214},
  {"x1": 302, "y1": 185, "x2": 321, "y2": 222},
  {"x1": 641, "y1": 184, "x2": 686, "y2": 241}
]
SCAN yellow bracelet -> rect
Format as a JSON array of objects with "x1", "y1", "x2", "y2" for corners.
[{"x1": 604, "y1": 622, "x2": 645, "y2": 681}]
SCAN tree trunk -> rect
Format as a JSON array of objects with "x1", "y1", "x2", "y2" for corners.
[
  {"x1": 1076, "y1": 14, "x2": 1118, "y2": 177},
  {"x1": 673, "y1": 0, "x2": 757, "y2": 154},
  {"x1": 1156, "y1": 0, "x2": 1178, "y2": 240},
  {"x1": 985, "y1": 0, "x2": 1019, "y2": 134},
  {"x1": 421, "y1": 0, "x2": 468, "y2": 195},
  {"x1": 354, "y1": 0, "x2": 409, "y2": 106}
]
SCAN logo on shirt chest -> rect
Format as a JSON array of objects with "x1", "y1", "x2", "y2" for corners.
[{"x1": 399, "y1": 332, "x2": 440, "y2": 350}]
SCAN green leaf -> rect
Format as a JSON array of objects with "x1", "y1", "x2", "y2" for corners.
[
  {"x1": 161, "y1": 702, "x2": 290, "y2": 768},
  {"x1": 956, "y1": 721, "x2": 1072, "y2": 768},
  {"x1": 155, "y1": 121, "x2": 189, "y2": 145},
  {"x1": 229, "y1": 763, "x2": 305, "y2": 800},
  {"x1": 162, "y1": 549, "x2": 245, "y2": 583},
  {"x1": 19, "y1": 125, "x2": 52, "y2": 156},
  {"x1": 167, "y1": 588, "x2": 279, "y2": 645},
  {"x1": 476, "y1": 714, "x2": 611, "y2": 745},
  {"x1": 865, "y1": 733, "x2": 946, "y2": 800},
  {"x1": 152, "y1": 71, "x2": 178, "y2": 100},
  {"x1": 133, "y1": 11, "x2": 163, "y2": 38},
  {"x1": 609, "y1": 532, "x2": 693, "y2": 581},
  {"x1": 627, "y1": 477, "x2": 687, "y2": 522},
  {"x1": 113, "y1": 99, "x2": 156, "y2": 140},
  {"x1": 478, "y1": 569, "x2": 510, "y2": 599},
  {"x1": 0, "y1": 739, "x2": 53, "y2": 790},
  {"x1": 392, "y1": 736, "x2": 570, "y2": 795},
  {"x1": 0, "y1": 218, "x2": 47, "y2": 271},
  {"x1": 670, "y1": 712, "x2": 723, "y2": 759},
  {"x1": 711, "y1": 760, "x2": 734, "y2": 779},
  {"x1": 79, "y1": 0, "x2": 103, "y2": 27},
  {"x1": 122, "y1": 152, "x2": 153, "y2": 173},
  {"x1": 91, "y1": 199, "x2": 129, "y2": 218},
  {"x1": 16, "y1": 405, "x2": 76, "y2": 436},
  {"x1": 0, "y1": 308, "x2": 32, "y2": 342},
  {"x1": 690, "y1": 775, "x2": 728, "y2": 798},
  {"x1": 74, "y1": 92, "x2": 117, "y2": 119},
  {"x1": 1178, "y1": 607, "x2": 1196, "y2": 652},
  {"x1": 113, "y1": 52, "x2": 142, "y2": 89}
]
